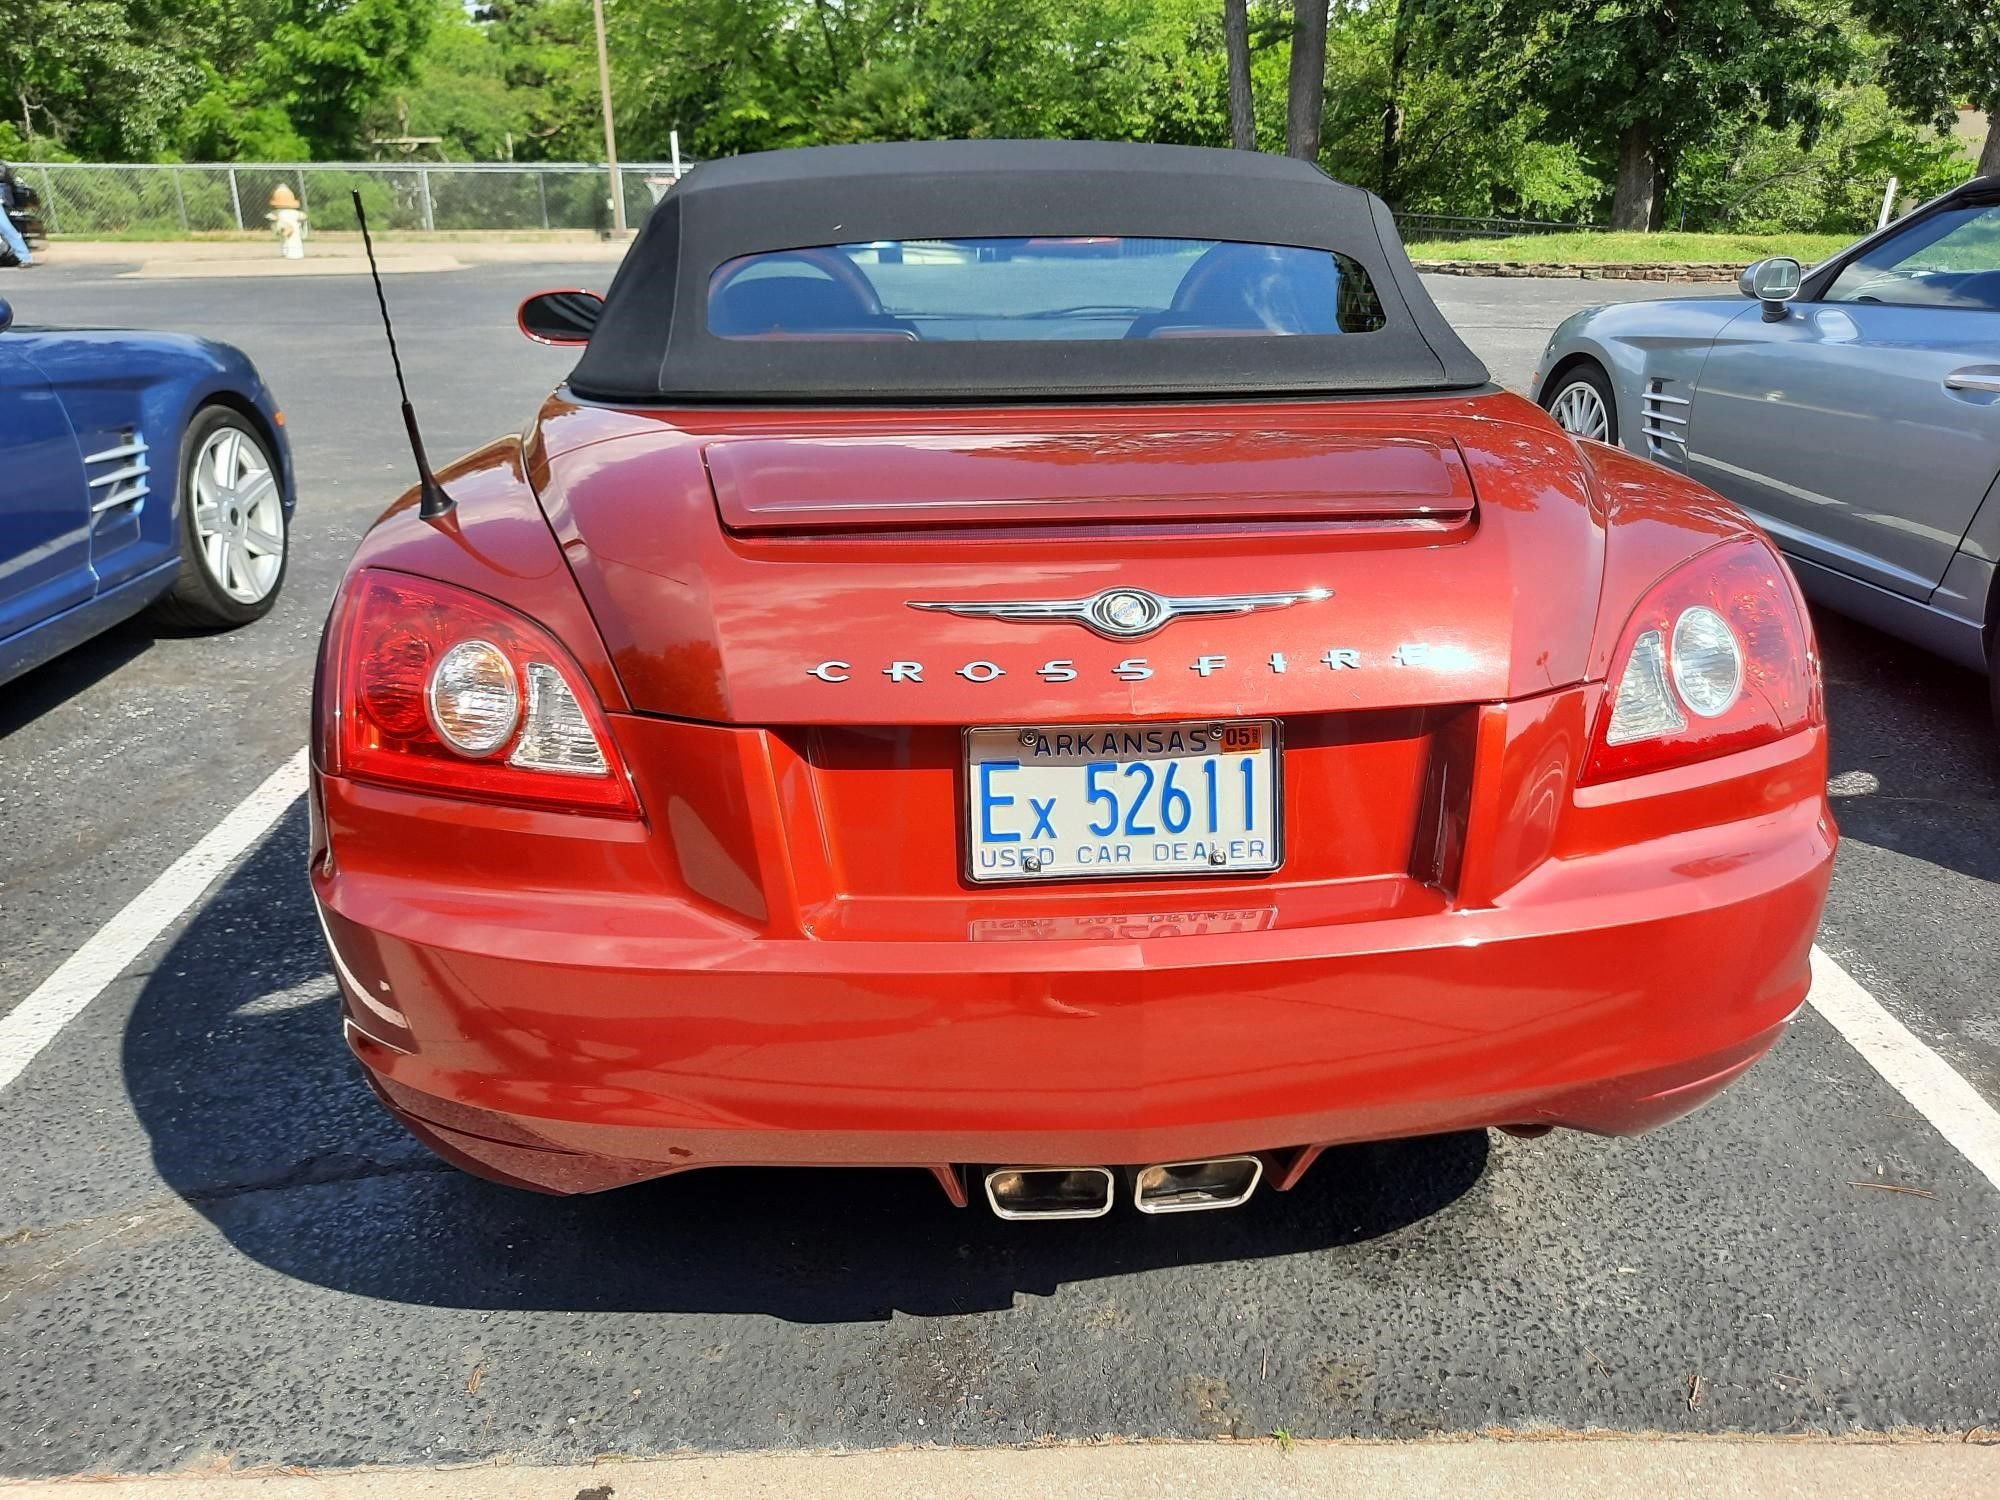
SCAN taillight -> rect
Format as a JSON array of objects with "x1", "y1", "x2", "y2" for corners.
[
  {"x1": 326, "y1": 569, "x2": 638, "y2": 815},
  {"x1": 1583, "y1": 538, "x2": 1820, "y2": 783}
]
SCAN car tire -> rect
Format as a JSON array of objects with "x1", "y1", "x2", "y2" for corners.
[
  {"x1": 150, "y1": 406, "x2": 288, "y2": 630},
  {"x1": 1541, "y1": 362, "x2": 1619, "y2": 446}
]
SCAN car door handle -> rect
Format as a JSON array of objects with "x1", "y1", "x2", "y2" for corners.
[{"x1": 1944, "y1": 366, "x2": 2000, "y2": 394}]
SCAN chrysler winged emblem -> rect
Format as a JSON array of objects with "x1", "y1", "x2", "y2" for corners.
[{"x1": 906, "y1": 586, "x2": 1330, "y2": 641}]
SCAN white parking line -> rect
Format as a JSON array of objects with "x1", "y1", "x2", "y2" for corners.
[
  {"x1": 4, "y1": 750, "x2": 2000, "y2": 1210},
  {"x1": 1808, "y1": 946, "x2": 2000, "y2": 1195},
  {"x1": 0, "y1": 748, "x2": 308, "y2": 1097}
]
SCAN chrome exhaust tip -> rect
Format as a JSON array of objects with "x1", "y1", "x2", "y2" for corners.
[
  {"x1": 983, "y1": 1166, "x2": 1115, "y2": 1220},
  {"x1": 1132, "y1": 1155, "x2": 1263, "y2": 1214}
]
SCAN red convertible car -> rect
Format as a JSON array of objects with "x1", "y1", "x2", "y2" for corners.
[{"x1": 312, "y1": 142, "x2": 1835, "y2": 1217}]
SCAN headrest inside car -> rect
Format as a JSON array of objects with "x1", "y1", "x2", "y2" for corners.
[{"x1": 710, "y1": 275, "x2": 899, "y2": 337}]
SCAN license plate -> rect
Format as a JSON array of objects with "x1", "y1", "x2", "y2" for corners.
[{"x1": 964, "y1": 720, "x2": 1282, "y2": 883}]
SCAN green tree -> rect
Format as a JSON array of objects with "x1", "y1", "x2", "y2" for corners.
[
  {"x1": 165, "y1": 0, "x2": 438, "y2": 160},
  {"x1": 372, "y1": 0, "x2": 533, "y2": 159},
  {"x1": 581, "y1": 0, "x2": 1233, "y2": 162},
  {"x1": 177, "y1": 71, "x2": 315, "y2": 161},
  {"x1": 1285, "y1": 0, "x2": 1331, "y2": 161},
  {"x1": 1433, "y1": 0, "x2": 1855, "y2": 230},
  {"x1": 0, "y1": 0, "x2": 214, "y2": 158},
  {"x1": 251, "y1": 0, "x2": 439, "y2": 158},
  {"x1": 1318, "y1": 0, "x2": 1596, "y2": 218},
  {"x1": 1853, "y1": 0, "x2": 2000, "y2": 177},
  {"x1": 473, "y1": 0, "x2": 603, "y2": 160},
  {"x1": 1224, "y1": 0, "x2": 1255, "y2": 149},
  {"x1": 1672, "y1": 77, "x2": 1968, "y2": 233},
  {"x1": 0, "y1": 0, "x2": 446, "y2": 163}
]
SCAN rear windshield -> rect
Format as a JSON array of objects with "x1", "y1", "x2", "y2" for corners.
[{"x1": 706, "y1": 237, "x2": 1388, "y2": 342}]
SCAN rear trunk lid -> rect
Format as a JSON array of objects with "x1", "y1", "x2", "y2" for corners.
[{"x1": 532, "y1": 391, "x2": 1604, "y2": 727}]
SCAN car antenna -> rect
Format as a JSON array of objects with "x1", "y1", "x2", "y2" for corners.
[{"x1": 351, "y1": 190, "x2": 453, "y2": 521}]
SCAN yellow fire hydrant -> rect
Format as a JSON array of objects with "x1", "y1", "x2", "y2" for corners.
[{"x1": 267, "y1": 184, "x2": 307, "y2": 260}]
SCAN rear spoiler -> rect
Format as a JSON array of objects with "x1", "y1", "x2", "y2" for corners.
[{"x1": 705, "y1": 430, "x2": 1476, "y2": 535}]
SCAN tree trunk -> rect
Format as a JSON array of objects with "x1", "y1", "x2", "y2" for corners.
[
  {"x1": 1611, "y1": 121, "x2": 1657, "y2": 232},
  {"x1": 1378, "y1": 0, "x2": 1414, "y2": 205},
  {"x1": 1224, "y1": 0, "x2": 1255, "y2": 151},
  {"x1": 1980, "y1": 106, "x2": 2000, "y2": 179},
  {"x1": 1286, "y1": 0, "x2": 1331, "y2": 163}
]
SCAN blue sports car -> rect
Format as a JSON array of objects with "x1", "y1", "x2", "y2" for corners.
[
  {"x1": 1531, "y1": 175, "x2": 2000, "y2": 726},
  {"x1": 0, "y1": 293, "x2": 293, "y2": 686}
]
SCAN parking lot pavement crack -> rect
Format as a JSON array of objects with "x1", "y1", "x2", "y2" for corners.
[
  {"x1": 0, "y1": 1196, "x2": 195, "y2": 1307},
  {"x1": 179, "y1": 1151, "x2": 458, "y2": 1204},
  {"x1": 0, "y1": 1157, "x2": 451, "y2": 1308},
  {"x1": 0, "y1": 1195, "x2": 182, "y2": 1253}
]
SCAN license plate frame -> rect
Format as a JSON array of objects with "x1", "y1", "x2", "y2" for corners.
[{"x1": 961, "y1": 719, "x2": 1284, "y2": 885}]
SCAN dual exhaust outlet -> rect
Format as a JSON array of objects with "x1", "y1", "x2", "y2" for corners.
[{"x1": 983, "y1": 1156, "x2": 1263, "y2": 1219}]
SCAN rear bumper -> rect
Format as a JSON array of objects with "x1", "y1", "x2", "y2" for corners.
[{"x1": 317, "y1": 763, "x2": 1835, "y2": 1195}]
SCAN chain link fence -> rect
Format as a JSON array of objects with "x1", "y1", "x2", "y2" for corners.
[
  {"x1": 12, "y1": 161, "x2": 692, "y2": 236},
  {"x1": 15, "y1": 162, "x2": 1616, "y2": 243}
]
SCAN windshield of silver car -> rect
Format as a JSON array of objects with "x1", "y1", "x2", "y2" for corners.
[{"x1": 1825, "y1": 202, "x2": 2000, "y2": 311}]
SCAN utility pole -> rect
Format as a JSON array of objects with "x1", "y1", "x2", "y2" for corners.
[{"x1": 592, "y1": 0, "x2": 625, "y2": 233}]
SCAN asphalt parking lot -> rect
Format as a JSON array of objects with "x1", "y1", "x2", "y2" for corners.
[{"x1": 1, "y1": 255, "x2": 1996, "y2": 1476}]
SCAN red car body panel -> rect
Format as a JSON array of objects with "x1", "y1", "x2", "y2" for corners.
[
  {"x1": 312, "y1": 380, "x2": 1835, "y2": 1199},
  {"x1": 528, "y1": 392, "x2": 1621, "y2": 725}
]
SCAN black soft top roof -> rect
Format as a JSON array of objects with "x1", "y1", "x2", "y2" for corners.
[{"x1": 569, "y1": 140, "x2": 1491, "y2": 404}]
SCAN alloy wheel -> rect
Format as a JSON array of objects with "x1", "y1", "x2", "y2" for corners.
[
  {"x1": 190, "y1": 425, "x2": 285, "y2": 605},
  {"x1": 1550, "y1": 379, "x2": 1611, "y2": 442}
]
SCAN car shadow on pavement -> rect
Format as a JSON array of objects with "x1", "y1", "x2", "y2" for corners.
[
  {"x1": 123, "y1": 803, "x2": 1490, "y2": 1322},
  {"x1": 0, "y1": 620, "x2": 153, "y2": 737},
  {"x1": 1815, "y1": 610, "x2": 2000, "y2": 886}
]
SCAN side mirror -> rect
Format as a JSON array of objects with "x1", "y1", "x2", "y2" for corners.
[
  {"x1": 1739, "y1": 257, "x2": 1802, "y2": 322},
  {"x1": 0, "y1": 296, "x2": 13, "y2": 335},
  {"x1": 518, "y1": 289, "x2": 604, "y2": 346}
]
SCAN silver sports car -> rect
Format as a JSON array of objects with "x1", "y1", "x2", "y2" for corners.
[{"x1": 1532, "y1": 175, "x2": 2000, "y2": 726}]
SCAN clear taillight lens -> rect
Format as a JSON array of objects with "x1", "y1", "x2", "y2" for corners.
[
  {"x1": 510, "y1": 662, "x2": 610, "y2": 774},
  {"x1": 427, "y1": 640, "x2": 520, "y2": 755},
  {"x1": 326, "y1": 569, "x2": 638, "y2": 815},
  {"x1": 1584, "y1": 538, "x2": 1820, "y2": 783},
  {"x1": 1669, "y1": 605, "x2": 1744, "y2": 718},
  {"x1": 1604, "y1": 628, "x2": 1685, "y2": 745}
]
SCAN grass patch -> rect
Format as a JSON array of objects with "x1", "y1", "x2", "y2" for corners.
[{"x1": 1406, "y1": 231, "x2": 1855, "y2": 265}]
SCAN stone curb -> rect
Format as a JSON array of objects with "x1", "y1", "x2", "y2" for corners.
[{"x1": 1415, "y1": 260, "x2": 1743, "y2": 283}]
